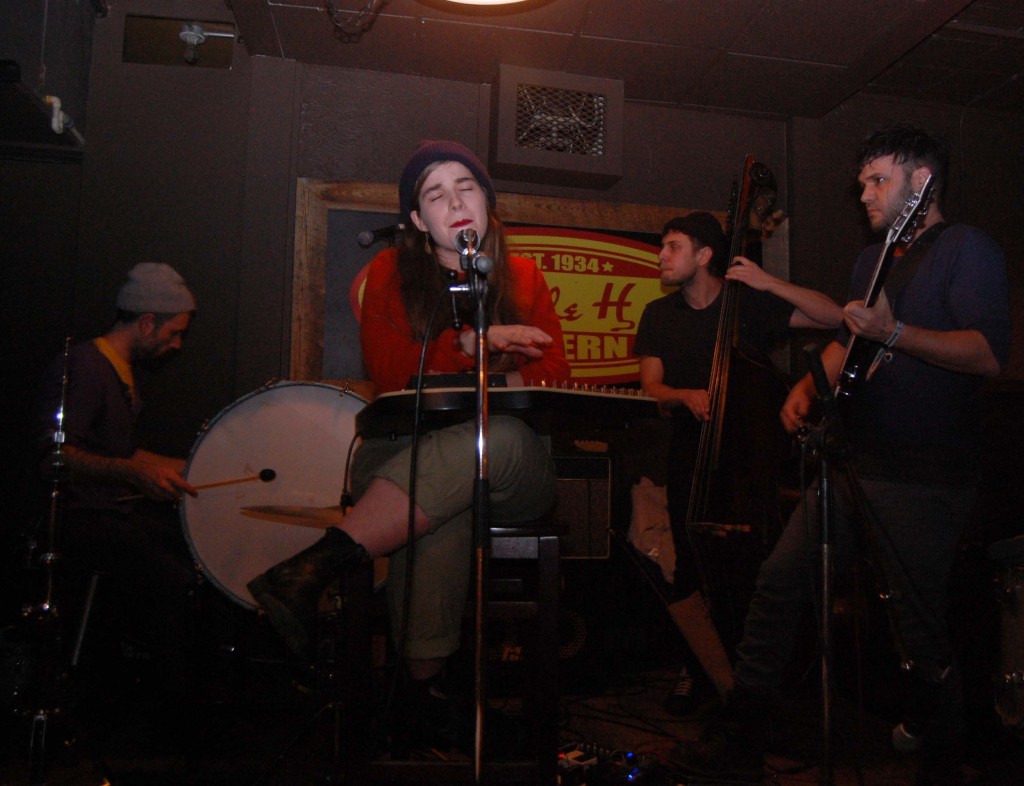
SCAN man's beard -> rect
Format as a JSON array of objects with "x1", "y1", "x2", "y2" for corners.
[{"x1": 133, "y1": 345, "x2": 180, "y2": 370}]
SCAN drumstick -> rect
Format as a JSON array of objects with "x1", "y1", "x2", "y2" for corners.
[
  {"x1": 117, "y1": 468, "x2": 276, "y2": 502},
  {"x1": 193, "y1": 468, "x2": 277, "y2": 490}
]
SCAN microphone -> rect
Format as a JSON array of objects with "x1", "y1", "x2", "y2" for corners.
[
  {"x1": 455, "y1": 228, "x2": 479, "y2": 256},
  {"x1": 357, "y1": 223, "x2": 405, "y2": 248},
  {"x1": 455, "y1": 228, "x2": 493, "y2": 275}
]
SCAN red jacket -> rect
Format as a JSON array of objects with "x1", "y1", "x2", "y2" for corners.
[{"x1": 360, "y1": 248, "x2": 570, "y2": 394}]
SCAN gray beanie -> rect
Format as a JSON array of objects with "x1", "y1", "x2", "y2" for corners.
[{"x1": 116, "y1": 262, "x2": 196, "y2": 314}]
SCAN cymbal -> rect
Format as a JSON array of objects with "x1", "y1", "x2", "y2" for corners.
[{"x1": 240, "y1": 504, "x2": 343, "y2": 529}]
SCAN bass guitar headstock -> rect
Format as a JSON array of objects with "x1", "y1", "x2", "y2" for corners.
[{"x1": 887, "y1": 174, "x2": 935, "y2": 246}]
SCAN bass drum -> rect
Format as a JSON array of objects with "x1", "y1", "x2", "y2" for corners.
[{"x1": 180, "y1": 382, "x2": 366, "y2": 609}]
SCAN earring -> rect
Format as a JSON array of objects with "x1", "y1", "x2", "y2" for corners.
[{"x1": 424, "y1": 233, "x2": 433, "y2": 255}]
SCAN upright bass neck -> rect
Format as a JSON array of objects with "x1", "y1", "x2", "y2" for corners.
[{"x1": 687, "y1": 154, "x2": 778, "y2": 533}]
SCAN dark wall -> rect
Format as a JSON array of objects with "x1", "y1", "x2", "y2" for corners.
[
  {"x1": 294, "y1": 63, "x2": 788, "y2": 210},
  {"x1": 73, "y1": 3, "x2": 253, "y2": 456},
  {"x1": 0, "y1": 155, "x2": 83, "y2": 540}
]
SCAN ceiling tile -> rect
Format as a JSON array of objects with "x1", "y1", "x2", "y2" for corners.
[{"x1": 220, "y1": 0, "x2": 1024, "y2": 118}]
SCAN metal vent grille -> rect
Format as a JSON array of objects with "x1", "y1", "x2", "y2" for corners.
[{"x1": 514, "y1": 83, "x2": 607, "y2": 158}]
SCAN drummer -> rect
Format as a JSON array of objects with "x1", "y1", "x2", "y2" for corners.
[
  {"x1": 34, "y1": 262, "x2": 202, "y2": 704},
  {"x1": 247, "y1": 139, "x2": 570, "y2": 752}
]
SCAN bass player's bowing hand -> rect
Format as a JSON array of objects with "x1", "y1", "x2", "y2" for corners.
[
  {"x1": 654, "y1": 388, "x2": 710, "y2": 421},
  {"x1": 724, "y1": 256, "x2": 776, "y2": 290}
]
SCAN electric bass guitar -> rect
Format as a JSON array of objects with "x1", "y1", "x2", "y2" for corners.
[{"x1": 834, "y1": 174, "x2": 934, "y2": 398}]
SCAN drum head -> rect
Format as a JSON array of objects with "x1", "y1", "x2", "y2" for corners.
[{"x1": 180, "y1": 382, "x2": 366, "y2": 608}]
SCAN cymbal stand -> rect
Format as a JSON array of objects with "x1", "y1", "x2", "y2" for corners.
[{"x1": 24, "y1": 337, "x2": 72, "y2": 785}]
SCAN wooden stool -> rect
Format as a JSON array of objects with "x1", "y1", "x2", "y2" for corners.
[{"x1": 350, "y1": 522, "x2": 561, "y2": 784}]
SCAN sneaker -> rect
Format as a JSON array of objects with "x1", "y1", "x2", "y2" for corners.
[
  {"x1": 892, "y1": 720, "x2": 925, "y2": 753},
  {"x1": 663, "y1": 666, "x2": 697, "y2": 717}
]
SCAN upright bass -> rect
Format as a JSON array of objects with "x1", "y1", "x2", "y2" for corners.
[{"x1": 685, "y1": 156, "x2": 791, "y2": 614}]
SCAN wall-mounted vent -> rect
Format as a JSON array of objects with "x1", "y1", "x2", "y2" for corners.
[
  {"x1": 490, "y1": 65, "x2": 623, "y2": 188},
  {"x1": 514, "y1": 83, "x2": 608, "y2": 157}
]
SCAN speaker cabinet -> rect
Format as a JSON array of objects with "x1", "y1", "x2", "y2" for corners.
[
  {"x1": 553, "y1": 455, "x2": 611, "y2": 559},
  {"x1": 489, "y1": 64, "x2": 624, "y2": 188}
]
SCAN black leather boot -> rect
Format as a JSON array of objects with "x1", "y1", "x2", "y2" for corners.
[{"x1": 246, "y1": 528, "x2": 368, "y2": 656}]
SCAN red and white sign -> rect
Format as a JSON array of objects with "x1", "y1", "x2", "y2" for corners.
[{"x1": 508, "y1": 228, "x2": 664, "y2": 385}]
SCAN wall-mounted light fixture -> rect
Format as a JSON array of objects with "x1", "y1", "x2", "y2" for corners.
[{"x1": 179, "y1": 21, "x2": 235, "y2": 65}]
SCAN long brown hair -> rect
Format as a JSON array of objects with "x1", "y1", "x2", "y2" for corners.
[{"x1": 397, "y1": 209, "x2": 522, "y2": 340}]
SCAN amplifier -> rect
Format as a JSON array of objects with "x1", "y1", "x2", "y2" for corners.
[{"x1": 552, "y1": 455, "x2": 611, "y2": 560}]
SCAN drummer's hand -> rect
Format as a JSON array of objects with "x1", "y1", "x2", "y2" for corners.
[{"x1": 130, "y1": 451, "x2": 197, "y2": 501}]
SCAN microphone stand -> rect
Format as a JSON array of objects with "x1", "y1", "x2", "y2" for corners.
[
  {"x1": 803, "y1": 344, "x2": 930, "y2": 786},
  {"x1": 801, "y1": 346, "x2": 846, "y2": 786},
  {"x1": 453, "y1": 229, "x2": 494, "y2": 785}
]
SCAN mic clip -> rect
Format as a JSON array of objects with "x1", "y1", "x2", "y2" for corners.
[{"x1": 445, "y1": 269, "x2": 464, "y2": 330}]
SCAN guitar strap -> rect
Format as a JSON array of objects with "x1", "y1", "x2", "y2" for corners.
[{"x1": 883, "y1": 221, "x2": 948, "y2": 306}]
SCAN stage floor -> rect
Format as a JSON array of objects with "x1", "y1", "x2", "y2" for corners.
[{"x1": 3, "y1": 638, "x2": 1022, "y2": 786}]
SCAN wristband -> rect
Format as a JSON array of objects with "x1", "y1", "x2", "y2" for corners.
[{"x1": 884, "y1": 320, "x2": 905, "y2": 348}]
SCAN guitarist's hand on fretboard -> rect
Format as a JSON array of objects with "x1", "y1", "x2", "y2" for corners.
[{"x1": 842, "y1": 288, "x2": 899, "y2": 345}]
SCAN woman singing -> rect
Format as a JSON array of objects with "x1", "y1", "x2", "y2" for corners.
[{"x1": 248, "y1": 139, "x2": 569, "y2": 750}]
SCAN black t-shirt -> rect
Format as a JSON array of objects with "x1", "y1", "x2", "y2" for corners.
[
  {"x1": 633, "y1": 282, "x2": 794, "y2": 507},
  {"x1": 633, "y1": 284, "x2": 793, "y2": 392}
]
